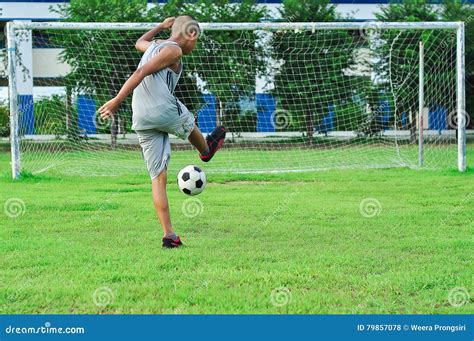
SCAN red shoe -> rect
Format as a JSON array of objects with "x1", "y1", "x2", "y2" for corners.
[
  {"x1": 162, "y1": 236, "x2": 183, "y2": 249},
  {"x1": 199, "y1": 126, "x2": 226, "y2": 162}
]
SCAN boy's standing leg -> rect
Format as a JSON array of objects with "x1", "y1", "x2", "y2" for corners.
[
  {"x1": 136, "y1": 129, "x2": 182, "y2": 248},
  {"x1": 152, "y1": 171, "x2": 172, "y2": 233},
  {"x1": 152, "y1": 171, "x2": 182, "y2": 248}
]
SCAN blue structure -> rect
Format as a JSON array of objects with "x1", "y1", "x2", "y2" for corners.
[
  {"x1": 17, "y1": 91, "x2": 452, "y2": 136},
  {"x1": 256, "y1": 93, "x2": 276, "y2": 132},
  {"x1": 19, "y1": 95, "x2": 35, "y2": 135},
  {"x1": 197, "y1": 94, "x2": 217, "y2": 133},
  {"x1": 400, "y1": 112, "x2": 407, "y2": 128},
  {"x1": 378, "y1": 90, "x2": 392, "y2": 129},
  {"x1": 428, "y1": 105, "x2": 447, "y2": 131},
  {"x1": 316, "y1": 104, "x2": 335, "y2": 133},
  {"x1": 77, "y1": 95, "x2": 96, "y2": 134},
  {"x1": 197, "y1": 93, "x2": 277, "y2": 133}
]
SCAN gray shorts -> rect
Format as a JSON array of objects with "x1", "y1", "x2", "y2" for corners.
[
  {"x1": 132, "y1": 99, "x2": 195, "y2": 140},
  {"x1": 136, "y1": 129, "x2": 172, "y2": 179},
  {"x1": 134, "y1": 100, "x2": 196, "y2": 179}
]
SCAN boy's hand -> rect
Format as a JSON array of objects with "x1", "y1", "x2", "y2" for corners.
[
  {"x1": 99, "y1": 97, "x2": 121, "y2": 119},
  {"x1": 159, "y1": 17, "x2": 175, "y2": 30}
]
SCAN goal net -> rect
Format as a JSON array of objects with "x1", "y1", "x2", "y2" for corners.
[{"x1": 6, "y1": 21, "x2": 467, "y2": 178}]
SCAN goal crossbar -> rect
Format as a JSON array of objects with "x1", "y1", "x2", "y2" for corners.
[{"x1": 9, "y1": 21, "x2": 463, "y2": 31}]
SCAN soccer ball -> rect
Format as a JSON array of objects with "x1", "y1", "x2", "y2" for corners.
[{"x1": 177, "y1": 165, "x2": 206, "y2": 196}]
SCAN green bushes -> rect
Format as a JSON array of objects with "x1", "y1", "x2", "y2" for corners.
[{"x1": 0, "y1": 103, "x2": 9, "y2": 137}]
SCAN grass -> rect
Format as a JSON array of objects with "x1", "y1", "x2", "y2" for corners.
[{"x1": 1, "y1": 146, "x2": 473, "y2": 314}]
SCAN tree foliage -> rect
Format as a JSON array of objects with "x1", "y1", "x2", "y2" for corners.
[
  {"x1": 47, "y1": 0, "x2": 472, "y2": 139},
  {"x1": 440, "y1": 0, "x2": 474, "y2": 126},
  {"x1": 50, "y1": 0, "x2": 148, "y2": 141},
  {"x1": 52, "y1": 0, "x2": 267, "y2": 135},
  {"x1": 375, "y1": 0, "x2": 458, "y2": 139},
  {"x1": 271, "y1": 0, "x2": 357, "y2": 136},
  {"x1": 377, "y1": 0, "x2": 439, "y2": 21},
  {"x1": 161, "y1": 0, "x2": 268, "y2": 129},
  {"x1": 376, "y1": 0, "x2": 473, "y2": 131}
]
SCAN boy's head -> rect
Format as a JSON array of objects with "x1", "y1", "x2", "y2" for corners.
[{"x1": 171, "y1": 15, "x2": 200, "y2": 55}]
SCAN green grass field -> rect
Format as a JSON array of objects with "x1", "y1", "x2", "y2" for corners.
[{"x1": 1, "y1": 146, "x2": 473, "y2": 314}]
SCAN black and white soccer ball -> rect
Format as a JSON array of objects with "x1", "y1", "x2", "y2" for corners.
[{"x1": 177, "y1": 165, "x2": 206, "y2": 196}]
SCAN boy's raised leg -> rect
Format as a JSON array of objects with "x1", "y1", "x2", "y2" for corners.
[
  {"x1": 188, "y1": 124, "x2": 226, "y2": 162},
  {"x1": 188, "y1": 125, "x2": 208, "y2": 155}
]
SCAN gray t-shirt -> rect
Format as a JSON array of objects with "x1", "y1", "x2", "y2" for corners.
[{"x1": 131, "y1": 41, "x2": 183, "y2": 131}]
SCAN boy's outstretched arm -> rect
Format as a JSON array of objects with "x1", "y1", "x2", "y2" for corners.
[
  {"x1": 135, "y1": 17, "x2": 175, "y2": 52},
  {"x1": 98, "y1": 45, "x2": 182, "y2": 118}
]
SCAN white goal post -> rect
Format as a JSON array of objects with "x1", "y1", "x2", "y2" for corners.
[{"x1": 6, "y1": 21, "x2": 467, "y2": 178}]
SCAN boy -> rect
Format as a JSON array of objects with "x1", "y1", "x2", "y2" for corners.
[{"x1": 99, "y1": 16, "x2": 226, "y2": 248}]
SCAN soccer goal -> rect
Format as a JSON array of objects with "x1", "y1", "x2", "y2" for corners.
[{"x1": 5, "y1": 21, "x2": 467, "y2": 178}]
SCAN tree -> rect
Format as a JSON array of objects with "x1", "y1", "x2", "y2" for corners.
[
  {"x1": 440, "y1": 0, "x2": 474, "y2": 128},
  {"x1": 149, "y1": 0, "x2": 268, "y2": 132},
  {"x1": 51, "y1": 0, "x2": 149, "y2": 147},
  {"x1": 271, "y1": 0, "x2": 357, "y2": 142},
  {"x1": 189, "y1": 0, "x2": 268, "y2": 132},
  {"x1": 377, "y1": 0, "x2": 439, "y2": 22},
  {"x1": 376, "y1": 0, "x2": 443, "y2": 143}
]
